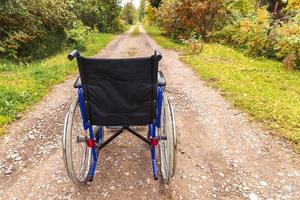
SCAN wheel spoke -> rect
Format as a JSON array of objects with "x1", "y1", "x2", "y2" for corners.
[{"x1": 63, "y1": 100, "x2": 92, "y2": 185}]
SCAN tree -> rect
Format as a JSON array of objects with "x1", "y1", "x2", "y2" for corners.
[
  {"x1": 158, "y1": 0, "x2": 228, "y2": 40},
  {"x1": 122, "y1": 1, "x2": 137, "y2": 25},
  {"x1": 139, "y1": 0, "x2": 146, "y2": 22},
  {"x1": 75, "y1": 0, "x2": 122, "y2": 32}
]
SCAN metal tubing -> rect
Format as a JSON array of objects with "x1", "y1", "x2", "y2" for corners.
[
  {"x1": 156, "y1": 86, "x2": 163, "y2": 128},
  {"x1": 149, "y1": 124, "x2": 158, "y2": 179},
  {"x1": 88, "y1": 125, "x2": 98, "y2": 179},
  {"x1": 78, "y1": 88, "x2": 88, "y2": 130},
  {"x1": 98, "y1": 128, "x2": 124, "y2": 150},
  {"x1": 78, "y1": 87, "x2": 98, "y2": 180},
  {"x1": 126, "y1": 127, "x2": 150, "y2": 145}
]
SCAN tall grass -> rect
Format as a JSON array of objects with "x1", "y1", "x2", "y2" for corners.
[{"x1": 0, "y1": 33, "x2": 115, "y2": 134}]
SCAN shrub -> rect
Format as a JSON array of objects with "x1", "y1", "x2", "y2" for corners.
[
  {"x1": 75, "y1": 0, "x2": 123, "y2": 33},
  {"x1": 236, "y1": 9, "x2": 273, "y2": 57},
  {"x1": 66, "y1": 20, "x2": 92, "y2": 50},
  {"x1": 0, "y1": 0, "x2": 75, "y2": 60},
  {"x1": 145, "y1": 5, "x2": 158, "y2": 26},
  {"x1": 211, "y1": 8, "x2": 300, "y2": 69},
  {"x1": 122, "y1": 1, "x2": 138, "y2": 25},
  {"x1": 181, "y1": 33, "x2": 204, "y2": 55},
  {"x1": 158, "y1": 0, "x2": 228, "y2": 40},
  {"x1": 273, "y1": 14, "x2": 300, "y2": 69}
]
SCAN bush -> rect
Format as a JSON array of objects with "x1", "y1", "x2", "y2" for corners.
[
  {"x1": 154, "y1": 0, "x2": 300, "y2": 69},
  {"x1": 181, "y1": 33, "x2": 204, "y2": 55},
  {"x1": 145, "y1": 5, "x2": 158, "y2": 26},
  {"x1": 75, "y1": 0, "x2": 123, "y2": 33},
  {"x1": 0, "y1": 0, "x2": 125, "y2": 61},
  {"x1": 158, "y1": 0, "x2": 228, "y2": 40},
  {"x1": 211, "y1": 8, "x2": 300, "y2": 69},
  {"x1": 66, "y1": 20, "x2": 92, "y2": 50},
  {"x1": 230, "y1": 9, "x2": 272, "y2": 57},
  {"x1": 0, "y1": 0, "x2": 75, "y2": 60},
  {"x1": 122, "y1": 1, "x2": 138, "y2": 25},
  {"x1": 273, "y1": 14, "x2": 300, "y2": 69}
]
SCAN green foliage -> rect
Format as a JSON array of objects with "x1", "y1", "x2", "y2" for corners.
[
  {"x1": 66, "y1": 20, "x2": 93, "y2": 50},
  {"x1": 211, "y1": 8, "x2": 300, "y2": 68},
  {"x1": 146, "y1": 25, "x2": 300, "y2": 146},
  {"x1": 181, "y1": 33, "x2": 204, "y2": 55},
  {"x1": 74, "y1": 0, "x2": 123, "y2": 32},
  {"x1": 0, "y1": 33, "x2": 115, "y2": 134},
  {"x1": 0, "y1": 0, "x2": 124, "y2": 61},
  {"x1": 155, "y1": 0, "x2": 300, "y2": 69},
  {"x1": 145, "y1": 5, "x2": 158, "y2": 26},
  {"x1": 122, "y1": 1, "x2": 138, "y2": 25},
  {"x1": 273, "y1": 14, "x2": 300, "y2": 69},
  {"x1": 139, "y1": 0, "x2": 146, "y2": 22},
  {"x1": 0, "y1": 0, "x2": 75, "y2": 60},
  {"x1": 212, "y1": 8, "x2": 273, "y2": 56}
]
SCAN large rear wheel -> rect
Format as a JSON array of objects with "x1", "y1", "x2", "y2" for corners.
[
  {"x1": 158, "y1": 96, "x2": 177, "y2": 184},
  {"x1": 63, "y1": 100, "x2": 92, "y2": 186}
]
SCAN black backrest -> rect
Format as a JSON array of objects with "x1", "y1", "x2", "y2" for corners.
[{"x1": 77, "y1": 53, "x2": 159, "y2": 126}]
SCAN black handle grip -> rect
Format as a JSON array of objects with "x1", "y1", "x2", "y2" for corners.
[
  {"x1": 154, "y1": 50, "x2": 162, "y2": 61},
  {"x1": 68, "y1": 50, "x2": 79, "y2": 61}
]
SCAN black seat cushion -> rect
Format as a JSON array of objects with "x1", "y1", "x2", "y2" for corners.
[{"x1": 77, "y1": 56, "x2": 159, "y2": 126}]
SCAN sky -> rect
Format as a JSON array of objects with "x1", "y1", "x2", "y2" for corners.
[{"x1": 122, "y1": 0, "x2": 141, "y2": 8}]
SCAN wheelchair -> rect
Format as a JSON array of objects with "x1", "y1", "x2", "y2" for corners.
[{"x1": 62, "y1": 50, "x2": 177, "y2": 186}]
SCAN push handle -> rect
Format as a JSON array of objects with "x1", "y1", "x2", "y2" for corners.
[
  {"x1": 68, "y1": 50, "x2": 79, "y2": 61},
  {"x1": 154, "y1": 50, "x2": 162, "y2": 61}
]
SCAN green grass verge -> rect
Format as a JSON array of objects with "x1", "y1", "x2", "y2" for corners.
[
  {"x1": 145, "y1": 25, "x2": 300, "y2": 146},
  {"x1": 0, "y1": 33, "x2": 115, "y2": 134},
  {"x1": 144, "y1": 25, "x2": 182, "y2": 50}
]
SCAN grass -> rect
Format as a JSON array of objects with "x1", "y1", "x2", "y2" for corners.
[
  {"x1": 144, "y1": 25, "x2": 182, "y2": 50},
  {"x1": 145, "y1": 25, "x2": 300, "y2": 146},
  {"x1": 131, "y1": 26, "x2": 140, "y2": 36},
  {"x1": 0, "y1": 33, "x2": 115, "y2": 134}
]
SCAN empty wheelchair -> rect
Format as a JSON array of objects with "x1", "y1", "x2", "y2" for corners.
[{"x1": 62, "y1": 50, "x2": 177, "y2": 186}]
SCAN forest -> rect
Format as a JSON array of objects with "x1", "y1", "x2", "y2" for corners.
[
  {"x1": 145, "y1": 0, "x2": 300, "y2": 70},
  {"x1": 0, "y1": 0, "x2": 124, "y2": 61},
  {"x1": 1, "y1": 0, "x2": 298, "y2": 68}
]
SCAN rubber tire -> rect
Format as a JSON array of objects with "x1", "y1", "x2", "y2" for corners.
[
  {"x1": 168, "y1": 99, "x2": 177, "y2": 177},
  {"x1": 158, "y1": 96, "x2": 175, "y2": 184},
  {"x1": 63, "y1": 100, "x2": 91, "y2": 186}
]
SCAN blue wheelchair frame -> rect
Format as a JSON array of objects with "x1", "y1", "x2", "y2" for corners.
[{"x1": 74, "y1": 52, "x2": 164, "y2": 181}]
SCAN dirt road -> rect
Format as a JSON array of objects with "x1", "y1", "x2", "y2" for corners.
[{"x1": 0, "y1": 26, "x2": 299, "y2": 200}]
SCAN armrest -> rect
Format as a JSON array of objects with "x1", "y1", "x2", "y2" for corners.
[
  {"x1": 158, "y1": 71, "x2": 166, "y2": 86},
  {"x1": 73, "y1": 76, "x2": 81, "y2": 88}
]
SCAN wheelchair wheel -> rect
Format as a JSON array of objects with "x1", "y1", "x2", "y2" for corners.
[
  {"x1": 168, "y1": 99, "x2": 177, "y2": 177},
  {"x1": 63, "y1": 100, "x2": 92, "y2": 186},
  {"x1": 158, "y1": 96, "x2": 176, "y2": 184}
]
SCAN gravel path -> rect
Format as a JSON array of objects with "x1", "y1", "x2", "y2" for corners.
[{"x1": 0, "y1": 26, "x2": 299, "y2": 200}]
